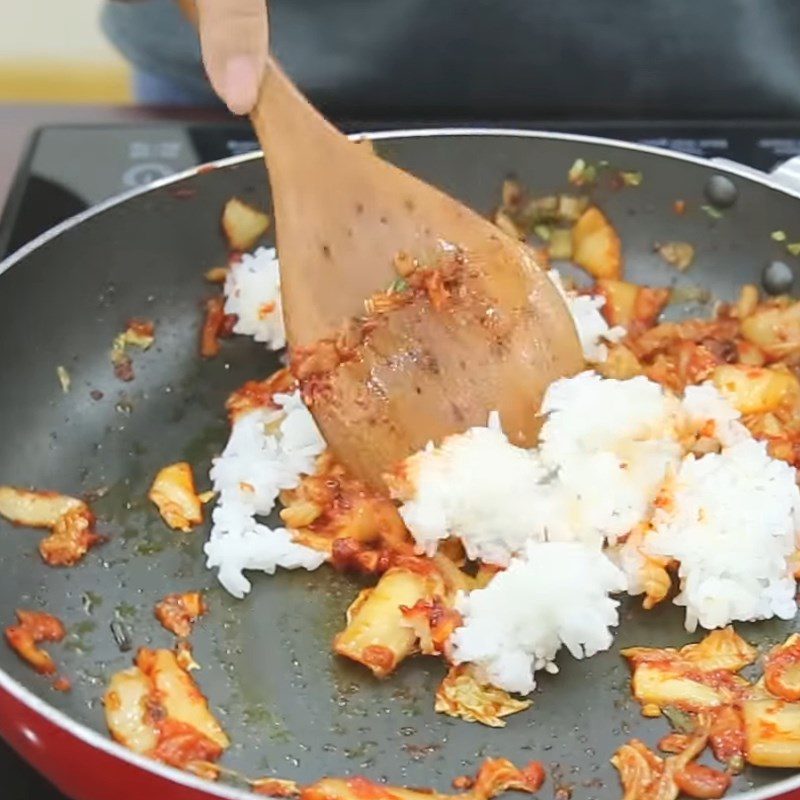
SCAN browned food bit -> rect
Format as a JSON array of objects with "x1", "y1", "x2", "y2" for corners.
[
  {"x1": 655, "y1": 241, "x2": 695, "y2": 272},
  {"x1": 501, "y1": 177, "x2": 523, "y2": 209},
  {"x1": 204, "y1": 266, "x2": 229, "y2": 284},
  {"x1": 221, "y1": 197, "x2": 270, "y2": 252},
  {"x1": 52, "y1": 676, "x2": 72, "y2": 693},
  {"x1": 435, "y1": 664, "x2": 531, "y2": 727},
  {"x1": 673, "y1": 199, "x2": 687, "y2": 215},
  {"x1": 124, "y1": 318, "x2": 156, "y2": 348},
  {"x1": 200, "y1": 295, "x2": 226, "y2": 358},
  {"x1": 226, "y1": 368, "x2": 298, "y2": 421},
  {"x1": 111, "y1": 349, "x2": 134, "y2": 381},
  {"x1": 673, "y1": 763, "x2": 731, "y2": 798},
  {"x1": 40, "y1": 504, "x2": 104, "y2": 566},
  {"x1": 401, "y1": 597, "x2": 462, "y2": 656},
  {"x1": 110, "y1": 318, "x2": 155, "y2": 381},
  {"x1": 0, "y1": 487, "x2": 102, "y2": 566},
  {"x1": 280, "y1": 451, "x2": 411, "y2": 564},
  {"x1": 104, "y1": 647, "x2": 229, "y2": 774},
  {"x1": 149, "y1": 462, "x2": 204, "y2": 532},
  {"x1": 154, "y1": 592, "x2": 208, "y2": 638},
  {"x1": 571, "y1": 206, "x2": 623, "y2": 279},
  {"x1": 252, "y1": 778, "x2": 301, "y2": 797},
  {"x1": 175, "y1": 640, "x2": 200, "y2": 671},
  {"x1": 5, "y1": 610, "x2": 66, "y2": 675},
  {"x1": 708, "y1": 705, "x2": 745, "y2": 771}
]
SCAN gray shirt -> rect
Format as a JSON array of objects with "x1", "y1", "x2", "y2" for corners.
[{"x1": 102, "y1": 0, "x2": 800, "y2": 120}]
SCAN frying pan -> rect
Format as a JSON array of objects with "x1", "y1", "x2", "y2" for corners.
[{"x1": 2, "y1": 130, "x2": 800, "y2": 800}]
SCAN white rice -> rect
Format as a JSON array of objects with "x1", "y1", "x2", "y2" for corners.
[
  {"x1": 212, "y1": 243, "x2": 800, "y2": 665},
  {"x1": 681, "y1": 383, "x2": 749, "y2": 447},
  {"x1": 204, "y1": 390, "x2": 327, "y2": 598},
  {"x1": 537, "y1": 372, "x2": 684, "y2": 544},
  {"x1": 396, "y1": 413, "x2": 551, "y2": 565},
  {"x1": 547, "y1": 270, "x2": 625, "y2": 363},
  {"x1": 450, "y1": 540, "x2": 627, "y2": 694},
  {"x1": 224, "y1": 246, "x2": 286, "y2": 349},
  {"x1": 396, "y1": 372, "x2": 684, "y2": 559},
  {"x1": 645, "y1": 437, "x2": 800, "y2": 632}
]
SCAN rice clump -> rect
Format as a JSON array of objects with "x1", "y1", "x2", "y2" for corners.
[
  {"x1": 450, "y1": 540, "x2": 627, "y2": 694},
  {"x1": 224, "y1": 246, "x2": 285, "y2": 348},
  {"x1": 204, "y1": 391, "x2": 326, "y2": 598},
  {"x1": 395, "y1": 412, "x2": 550, "y2": 565},
  {"x1": 395, "y1": 372, "x2": 684, "y2": 561},
  {"x1": 645, "y1": 437, "x2": 800, "y2": 631}
]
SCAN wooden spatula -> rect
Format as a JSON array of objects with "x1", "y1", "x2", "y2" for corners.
[{"x1": 251, "y1": 59, "x2": 583, "y2": 487}]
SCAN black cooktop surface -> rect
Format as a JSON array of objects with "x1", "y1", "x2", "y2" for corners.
[{"x1": 2, "y1": 118, "x2": 800, "y2": 800}]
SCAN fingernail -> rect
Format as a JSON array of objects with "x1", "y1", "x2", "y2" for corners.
[{"x1": 223, "y1": 55, "x2": 259, "y2": 115}]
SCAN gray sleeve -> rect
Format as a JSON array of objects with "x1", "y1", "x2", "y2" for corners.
[{"x1": 100, "y1": 0, "x2": 215, "y2": 97}]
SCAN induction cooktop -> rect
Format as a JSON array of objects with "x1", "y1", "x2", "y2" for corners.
[{"x1": 4, "y1": 119, "x2": 800, "y2": 261}]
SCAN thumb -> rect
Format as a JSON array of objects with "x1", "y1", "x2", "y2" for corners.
[{"x1": 194, "y1": 0, "x2": 269, "y2": 115}]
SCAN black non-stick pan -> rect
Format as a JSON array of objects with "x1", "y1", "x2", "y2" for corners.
[{"x1": 1, "y1": 131, "x2": 800, "y2": 800}]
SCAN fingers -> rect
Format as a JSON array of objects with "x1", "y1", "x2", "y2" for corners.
[{"x1": 194, "y1": 0, "x2": 269, "y2": 115}]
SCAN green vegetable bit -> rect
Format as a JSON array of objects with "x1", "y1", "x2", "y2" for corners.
[
  {"x1": 662, "y1": 705, "x2": 696, "y2": 734},
  {"x1": 771, "y1": 230, "x2": 787, "y2": 242},
  {"x1": 548, "y1": 228, "x2": 573, "y2": 260},
  {"x1": 388, "y1": 277, "x2": 408, "y2": 293},
  {"x1": 567, "y1": 158, "x2": 597, "y2": 186},
  {"x1": 619, "y1": 170, "x2": 643, "y2": 187},
  {"x1": 787, "y1": 242, "x2": 800, "y2": 257},
  {"x1": 700, "y1": 204, "x2": 723, "y2": 220}
]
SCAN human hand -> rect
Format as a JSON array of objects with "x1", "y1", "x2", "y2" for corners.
[{"x1": 178, "y1": 0, "x2": 269, "y2": 115}]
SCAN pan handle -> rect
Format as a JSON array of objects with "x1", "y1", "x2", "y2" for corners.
[{"x1": 709, "y1": 155, "x2": 800, "y2": 195}]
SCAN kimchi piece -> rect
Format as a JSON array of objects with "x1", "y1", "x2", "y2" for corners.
[
  {"x1": 301, "y1": 758, "x2": 545, "y2": 800},
  {"x1": 154, "y1": 592, "x2": 208, "y2": 638},
  {"x1": 149, "y1": 462, "x2": 205, "y2": 532},
  {"x1": 110, "y1": 318, "x2": 155, "y2": 381},
  {"x1": 200, "y1": 295, "x2": 237, "y2": 358},
  {"x1": 612, "y1": 726, "x2": 731, "y2": 800},
  {"x1": 0, "y1": 486, "x2": 102, "y2": 566},
  {"x1": 763, "y1": 633, "x2": 800, "y2": 702},
  {"x1": 104, "y1": 647, "x2": 229, "y2": 774},
  {"x1": 334, "y1": 561, "x2": 445, "y2": 678},
  {"x1": 435, "y1": 664, "x2": 531, "y2": 728},
  {"x1": 740, "y1": 633, "x2": 800, "y2": 768},
  {"x1": 622, "y1": 628, "x2": 756, "y2": 716},
  {"x1": 280, "y1": 451, "x2": 412, "y2": 568},
  {"x1": 221, "y1": 197, "x2": 270, "y2": 252},
  {"x1": 5, "y1": 610, "x2": 66, "y2": 675}
]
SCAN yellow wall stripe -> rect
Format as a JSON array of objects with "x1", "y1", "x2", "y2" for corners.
[{"x1": 0, "y1": 61, "x2": 131, "y2": 103}]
